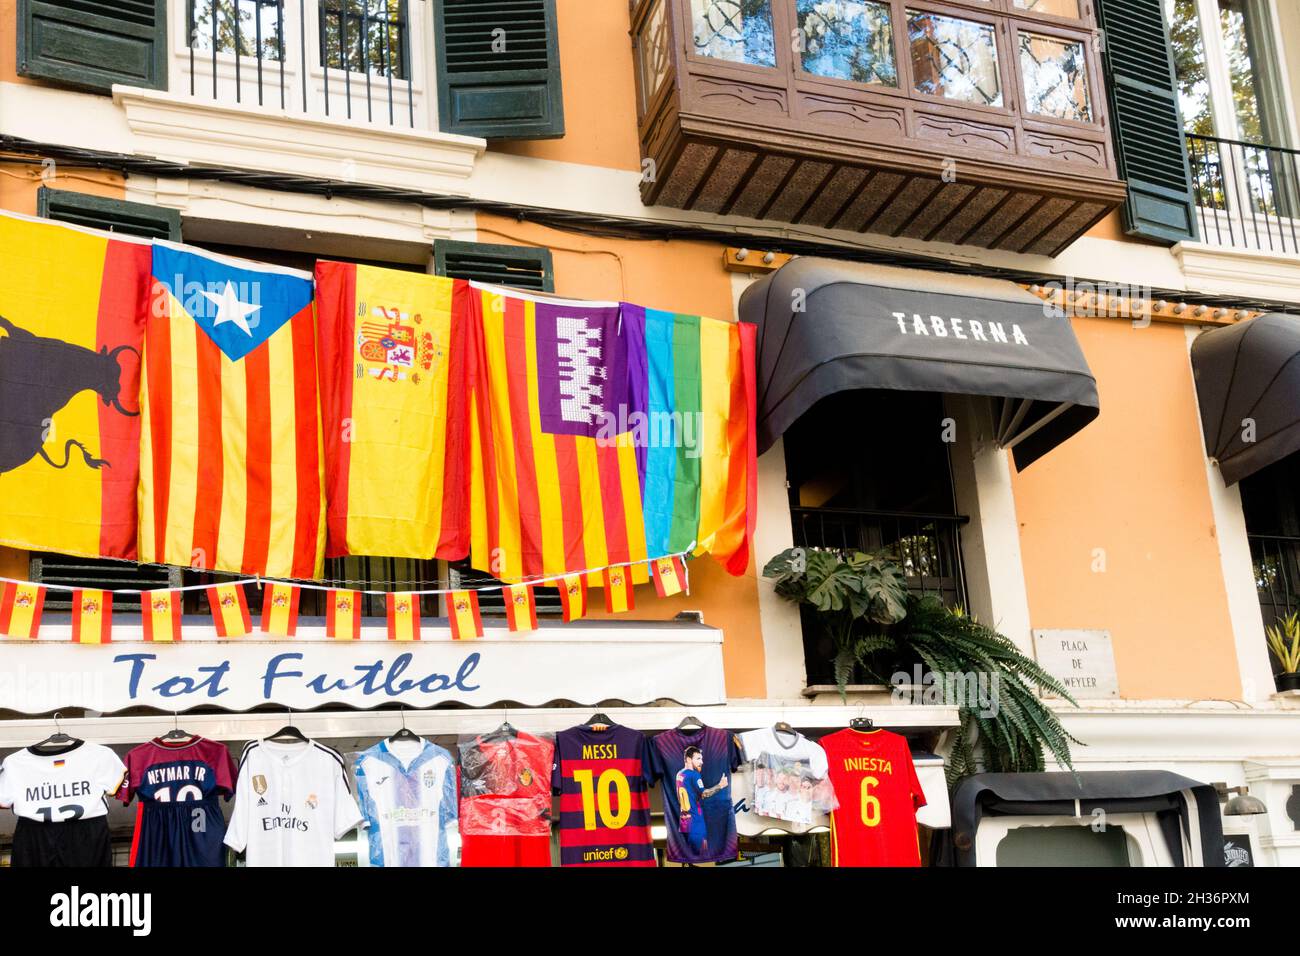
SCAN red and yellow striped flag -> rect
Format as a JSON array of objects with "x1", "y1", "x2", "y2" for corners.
[
  {"x1": 72, "y1": 590, "x2": 112, "y2": 644},
  {"x1": 652, "y1": 555, "x2": 688, "y2": 598},
  {"x1": 504, "y1": 583, "x2": 537, "y2": 633},
  {"x1": 207, "y1": 583, "x2": 252, "y2": 637},
  {"x1": 326, "y1": 589, "x2": 362, "y2": 641},
  {"x1": 142, "y1": 590, "x2": 181, "y2": 642},
  {"x1": 386, "y1": 593, "x2": 421, "y2": 642},
  {"x1": 559, "y1": 574, "x2": 587, "y2": 622},
  {"x1": 447, "y1": 590, "x2": 483, "y2": 640},
  {"x1": 260, "y1": 583, "x2": 300, "y2": 637},
  {"x1": 603, "y1": 567, "x2": 635, "y2": 614},
  {"x1": 0, "y1": 582, "x2": 45, "y2": 639}
]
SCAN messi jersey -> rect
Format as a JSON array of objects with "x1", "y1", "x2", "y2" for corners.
[
  {"x1": 820, "y1": 729, "x2": 926, "y2": 867},
  {"x1": 650, "y1": 726, "x2": 742, "y2": 864},
  {"x1": 118, "y1": 737, "x2": 237, "y2": 867},
  {"x1": 551, "y1": 724, "x2": 655, "y2": 867}
]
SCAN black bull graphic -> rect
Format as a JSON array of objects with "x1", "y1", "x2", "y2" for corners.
[{"x1": 0, "y1": 314, "x2": 139, "y2": 475}]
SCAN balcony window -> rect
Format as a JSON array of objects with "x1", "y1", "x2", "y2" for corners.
[
  {"x1": 796, "y1": 0, "x2": 897, "y2": 87},
  {"x1": 189, "y1": 0, "x2": 285, "y2": 60},
  {"x1": 1012, "y1": 0, "x2": 1080, "y2": 18},
  {"x1": 690, "y1": 0, "x2": 777, "y2": 66},
  {"x1": 320, "y1": 0, "x2": 409, "y2": 80},
  {"x1": 1019, "y1": 33, "x2": 1091, "y2": 122},
  {"x1": 907, "y1": 10, "x2": 1002, "y2": 107}
]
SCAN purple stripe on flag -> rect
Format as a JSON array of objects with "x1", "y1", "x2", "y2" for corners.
[{"x1": 621, "y1": 303, "x2": 650, "y2": 493}]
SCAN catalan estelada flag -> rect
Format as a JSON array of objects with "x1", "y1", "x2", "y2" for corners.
[
  {"x1": 0, "y1": 211, "x2": 151, "y2": 561},
  {"x1": 142, "y1": 590, "x2": 181, "y2": 642},
  {"x1": 260, "y1": 582, "x2": 300, "y2": 636},
  {"x1": 72, "y1": 589, "x2": 112, "y2": 644},
  {"x1": 326, "y1": 589, "x2": 362, "y2": 640},
  {"x1": 386, "y1": 593, "x2": 421, "y2": 641},
  {"x1": 504, "y1": 583, "x2": 537, "y2": 632},
  {"x1": 139, "y1": 243, "x2": 324, "y2": 579},
  {"x1": 0, "y1": 582, "x2": 45, "y2": 638},
  {"x1": 558, "y1": 574, "x2": 587, "y2": 622},
  {"x1": 602, "y1": 566, "x2": 635, "y2": 614},
  {"x1": 447, "y1": 589, "x2": 482, "y2": 640},
  {"x1": 314, "y1": 262, "x2": 469, "y2": 561},
  {"x1": 652, "y1": 555, "x2": 688, "y2": 597},
  {"x1": 207, "y1": 583, "x2": 252, "y2": 637}
]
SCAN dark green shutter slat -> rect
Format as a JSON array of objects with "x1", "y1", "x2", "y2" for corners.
[
  {"x1": 434, "y1": 239, "x2": 555, "y2": 292},
  {"x1": 1095, "y1": 0, "x2": 1199, "y2": 244},
  {"x1": 31, "y1": 554, "x2": 180, "y2": 612},
  {"x1": 433, "y1": 0, "x2": 565, "y2": 139},
  {"x1": 38, "y1": 186, "x2": 181, "y2": 241},
  {"x1": 18, "y1": 0, "x2": 167, "y2": 93}
]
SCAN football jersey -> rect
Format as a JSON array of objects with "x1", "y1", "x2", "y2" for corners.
[
  {"x1": 649, "y1": 726, "x2": 743, "y2": 864},
  {"x1": 737, "y1": 727, "x2": 836, "y2": 834},
  {"x1": 820, "y1": 729, "x2": 926, "y2": 867},
  {"x1": 117, "y1": 736, "x2": 237, "y2": 867},
  {"x1": 551, "y1": 724, "x2": 655, "y2": 867},
  {"x1": 459, "y1": 731, "x2": 554, "y2": 868},
  {"x1": 0, "y1": 741, "x2": 125, "y2": 822},
  {"x1": 354, "y1": 738, "x2": 458, "y2": 867},
  {"x1": 224, "y1": 739, "x2": 363, "y2": 867}
]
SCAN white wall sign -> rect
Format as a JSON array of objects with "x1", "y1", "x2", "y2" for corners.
[
  {"x1": 0, "y1": 625, "x2": 725, "y2": 714},
  {"x1": 1032, "y1": 629, "x2": 1119, "y2": 699}
]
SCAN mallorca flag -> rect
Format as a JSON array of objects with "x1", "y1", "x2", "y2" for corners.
[
  {"x1": 652, "y1": 555, "x2": 688, "y2": 597},
  {"x1": 386, "y1": 593, "x2": 421, "y2": 642},
  {"x1": 72, "y1": 589, "x2": 113, "y2": 644},
  {"x1": 0, "y1": 211, "x2": 150, "y2": 561},
  {"x1": 603, "y1": 566, "x2": 635, "y2": 614},
  {"x1": 260, "y1": 582, "x2": 300, "y2": 636},
  {"x1": 326, "y1": 589, "x2": 362, "y2": 640},
  {"x1": 207, "y1": 583, "x2": 252, "y2": 637},
  {"x1": 558, "y1": 574, "x2": 587, "y2": 622},
  {"x1": 142, "y1": 590, "x2": 182, "y2": 642},
  {"x1": 139, "y1": 243, "x2": 324, "y2": 579},
  {"x1": 0, "y1": 582, "x2": 45, "y2": 638},
  {"x1": 315, "y1": 262, "x2": 469, "y2": 561},
  {"x1": 447, "y1": 589, "x2": 483, "y2": 640},
  {"x1": 503, "y1": 583, "x2": 537, "y2": 633}
]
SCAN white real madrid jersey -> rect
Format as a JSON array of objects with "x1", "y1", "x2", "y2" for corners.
[
  {"x1": 0, "y1": 741, "x2": 126, "y2": 822},
  {"x1": 224, "y1": 739, "x2": 363, "y2": 867},
  {"x1": 355, "y1": 738, "x2": 458, "y2": 867}
]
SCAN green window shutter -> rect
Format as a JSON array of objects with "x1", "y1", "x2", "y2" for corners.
[
  {"x1": 1094, "y1": 0, "x2": 1199, "y2": 244},
  {"x1": 31, "y1": 554, "x2": 179, "y2": 612},
  {"x1": 434, "y1": 239, "x2": 555, "y2": 291},
  {"x1": 17, "y1": 0, "x2": 167, "y2": 93},
  {"x1": 38, "y1": 186, "x2": 181, "y2": 241},
  {"x1": 433, "y1": 0, "x2": 565, "y2": 140}
]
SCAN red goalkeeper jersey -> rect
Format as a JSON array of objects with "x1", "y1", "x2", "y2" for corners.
[{"x1": 820, "y1": 729, "x2": 926, "y2": 867}]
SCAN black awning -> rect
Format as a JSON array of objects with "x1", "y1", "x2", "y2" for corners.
[
  {"x1": 946, "y1": 771, "x2": 1224, "y2": 867},
  {"x1": 1191, "y1": 313, "x2": 1300, "y2": 485},
  {"x1": 738, "y1": 258, "x2": 1099, "y2": 470}
]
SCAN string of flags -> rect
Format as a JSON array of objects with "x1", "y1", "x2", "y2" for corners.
[{"x1": 0, "y1": 554, "x2": 690, "y2": 644}]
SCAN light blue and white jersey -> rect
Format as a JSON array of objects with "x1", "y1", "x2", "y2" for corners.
[{"x1": 354, "y1": 739, "x2": 458, "y2": 867}]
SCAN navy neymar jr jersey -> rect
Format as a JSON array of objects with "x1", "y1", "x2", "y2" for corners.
[
  {"x1": 552, "y1": 724, "x2": 656, "y2": 867},
  {"x1": 118, "y1": 737, "x2": 237, "y2": 867}
]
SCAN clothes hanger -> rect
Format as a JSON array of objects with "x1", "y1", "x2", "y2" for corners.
[
  {"x1": 267, "y1": 708, "x2": 308, "y2": 743},
  {"x1": 676, "y1": 714, "x2": 703, "y2": 732},
  {"x1": 387, "y1": 707, "x2": 421, "y2": 744},
  {"x1": 31, "y1": 712, "x2": 80, "y2": 753},
  {"x1": 585, "y1": 712, "x2": 613, "y2": 730},
  {"x1": 159, "y1": 711, "x2": 195, "y2": 743},
  {"x1": 481, "y1": 705, "x2": 518, "y2": 743}
]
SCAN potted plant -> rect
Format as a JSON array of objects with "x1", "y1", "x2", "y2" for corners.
[{"x1": 1267, "y1": 612, "x2": 1300, "y2": 692}]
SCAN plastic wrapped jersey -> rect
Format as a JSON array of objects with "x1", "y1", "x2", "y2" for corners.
[{"x1": 458, "y1": 730, "x2": 555, "y2": 867}]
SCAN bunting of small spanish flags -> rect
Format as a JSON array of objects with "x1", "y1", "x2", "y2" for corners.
[
  {"x1": 559, "y1": 574, "x2": 587, "y2": 623},
  {"x1": 504, "y1": 584, "x2": 537, "y2": 633},
  {"x1": 603, "y1": 567, "x2": 635, "y2": 615},
  {"x1": 652, "y1": 555, "x2": 689, "y2": 598},
  {"x1": 447, "y1": 590, "x2": 483, "y2": 640},
  {"x1": 386, "y1": 593, "x2": 421, "y2": 642},
  {"x1": 72, "y1": 590, "x2": 112, "y2": 644},
  {"x1": 0, "y1": 582, "x2": 45, "y2": 639},
  {"x1": 326, "y1": 589, "x2": 362, "y2": 641},
  {"x1": 261, "y1": 583, "x2": 301, "y2": 637},
  {"x1": 208, "y1": 584, "x2": 253, "y2": 637},
  {"x1": 142, "y1": 590, "x2": 182, "y2": 643}
]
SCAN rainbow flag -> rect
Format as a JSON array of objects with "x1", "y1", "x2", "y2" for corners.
[
  {"x1": 0, "y1": 211, "x2": 151, "y2": 561},
  {"x1": 447, "y1": 589, "x2": 483, "y2": 640},
  {"x1": 0, "y1": 582, "x2": 45, "y2": 638},
  {"x1": 314, "y1": 263, "x2": 470, "y2": 562},
  {"x1": 386, "y1": 593, "x2": 421, "y2": 641},
  {"x1": 72, "y1": 589, "x2": 112, "y2": 644},
  {"x1": 260, "y1": 582, "x2": 300, "y2": 636},
  {"x1": 142, "y1": 590, "x2": 181, "y2": 642},
  {"x1": 504, "y1": 583, "x2": 537, "y2": 632},
  {"x1": 139, "y1": 243, "x2": 324, "y2": 579},
  {"x1": 207, "y1": 583, "x2": 252, "y2": 637},
  {"x1": 326, "y1": 589, "x2": 362, "y2": 640}
]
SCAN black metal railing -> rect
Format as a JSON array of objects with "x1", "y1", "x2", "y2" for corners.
[
  {"x1": 1250, "y1": 533, "x2": 1300, "y2": 633},
  {"x1": 186, "y1": 0, "x2": 415, "y2": 126},
  {"x1": 1187, "y1": 133, "x2": 1300, "y2": 254}
]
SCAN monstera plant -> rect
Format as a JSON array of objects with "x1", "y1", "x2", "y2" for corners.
[{"x1": 764, "y1": 547, "x2": 1080, "y2": 780}]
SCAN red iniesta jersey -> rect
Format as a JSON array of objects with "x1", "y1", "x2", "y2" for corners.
[
  {"x1": 551, "y1": 724, "x2": 655, "y2": 867},
  {"x1": 820, "y1": 729, "x2": 926, "y2": 867}
]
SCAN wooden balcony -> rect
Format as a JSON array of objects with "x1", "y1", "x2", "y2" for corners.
[{"x1": 632, "y1": 0, "x2": 1129, "y2": 257}]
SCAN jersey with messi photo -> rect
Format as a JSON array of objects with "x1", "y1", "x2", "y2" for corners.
[
  {"x1": 118, "y1": 737, "x2": 237, "y2": 867},
  {"x1": 649, "y1": 726, "x2": 743, "y2": 864},
  {"x1": 820, "y1": 728, "x2": 926, "y2": 867},
  {"x1": 551, "y1": 724, "x2": 655, "y2": 867}
]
